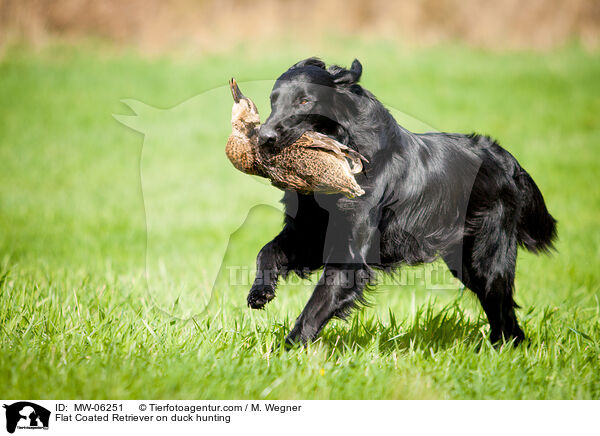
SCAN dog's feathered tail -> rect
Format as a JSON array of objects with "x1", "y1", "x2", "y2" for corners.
[{"x1": 515, "y1": 171, "x2": 557, "y2": 253}]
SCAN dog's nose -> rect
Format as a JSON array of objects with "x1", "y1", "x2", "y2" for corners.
[{"x1": 258, "y1": 125, "x2": 279, "y2": 147}]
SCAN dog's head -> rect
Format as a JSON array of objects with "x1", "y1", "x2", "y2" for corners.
[{"x1": 258, "y1": 57, "x2": 364, "y2": 153}]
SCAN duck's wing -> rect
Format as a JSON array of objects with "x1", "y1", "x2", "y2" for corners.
[{"x1": 297, "y1": 131, "x2": 368, "y2": 174}]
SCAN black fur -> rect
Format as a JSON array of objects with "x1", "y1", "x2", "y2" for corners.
[{"x1": 248, "y1": 57, "x2": 557, "y2": 346}]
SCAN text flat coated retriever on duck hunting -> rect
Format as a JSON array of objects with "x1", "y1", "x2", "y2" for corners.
[{"x1": 247, "y1": 57, "x2": 556, "y2": 346}]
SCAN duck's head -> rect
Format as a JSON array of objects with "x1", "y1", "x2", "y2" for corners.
[{"x1": 230, "y1": 78, "x2": 260, "y2": 131}]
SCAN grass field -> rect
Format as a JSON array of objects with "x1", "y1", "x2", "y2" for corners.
[{"x1": 1, "y1": 41, "x2": 599, "y2": 399}]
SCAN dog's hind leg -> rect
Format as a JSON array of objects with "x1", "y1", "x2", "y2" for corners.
[
  {"x1": 442, "y1": 204, "x2": 525, "y2": 344},
  {"x1": 467, "y1": 262, "x2": 524, "y2": 345}
]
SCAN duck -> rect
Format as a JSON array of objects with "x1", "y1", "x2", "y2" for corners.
[{"x1": 226, "y1": 78, "x2": 366, "y2": 198}]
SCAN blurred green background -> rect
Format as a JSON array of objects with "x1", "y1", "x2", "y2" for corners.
[{"x1": 0, "y1": 1, "x2": 599, "y2": 399}]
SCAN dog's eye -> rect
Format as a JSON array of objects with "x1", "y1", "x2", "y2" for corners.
[{"x1": 299, "y1": 99, "x2": 309, "y2": 105}]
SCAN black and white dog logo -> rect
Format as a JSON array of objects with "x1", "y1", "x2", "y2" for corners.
[{"x1": 3, "y1": 402, "x2": 50, "y2": 433}]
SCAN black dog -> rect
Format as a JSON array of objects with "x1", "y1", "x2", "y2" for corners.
[{"x1": 247, "y1": 57, "x2": 556, "y2": 346}]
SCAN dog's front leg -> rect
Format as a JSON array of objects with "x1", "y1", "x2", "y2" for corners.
[
  {"x1": 248, "y1": 223, "x2": 319, "y2": 309},
  {"x1": 285, "y1": 196, "x2": 380, "y2": 345},
  {"x1": 285, "y1": 263, "x2": 371, "y2": 345},
  {"x1": 247, "y1": 229, "x2": 290, "y2": 309}
]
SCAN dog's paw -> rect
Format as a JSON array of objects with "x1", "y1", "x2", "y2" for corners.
[
  {"x1": 247, "y1": 284, "x2": 275, "y2": 309},
  {"x1": 283, "y1": 334, "x2": 305, "y2": 349},
  {"x1": 490, "y1": 325, "x2": 526, "y2": 347}
]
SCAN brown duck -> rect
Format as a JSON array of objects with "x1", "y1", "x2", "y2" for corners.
[{"x1": 226, "y1": 78, "x2": 366, "y2": 198}]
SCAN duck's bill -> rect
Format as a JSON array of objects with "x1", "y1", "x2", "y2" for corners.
[{"x1": 229, "y1": 78, "x2": 245, "y2": 103}]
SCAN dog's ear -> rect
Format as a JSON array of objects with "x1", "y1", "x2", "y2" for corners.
[
  {"x1": 292, "y1": 57, "x2": 326, "y2": 70},
  {"x1": 329, "y1": 59, "x2": 362, "y2": 85}
]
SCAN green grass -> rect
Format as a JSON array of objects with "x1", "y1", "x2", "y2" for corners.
[{"x1": 1, "y1": 40, "x2": 599, "y2": 399}]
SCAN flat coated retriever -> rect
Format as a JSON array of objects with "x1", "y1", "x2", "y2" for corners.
[{"x1": 247, "y1": 57, "x2": 556, "y2": 346}]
